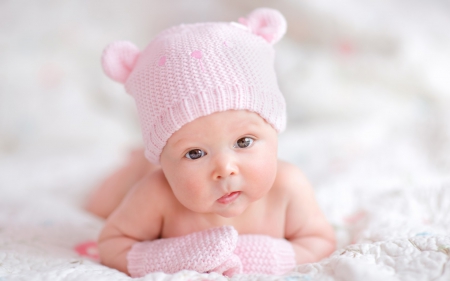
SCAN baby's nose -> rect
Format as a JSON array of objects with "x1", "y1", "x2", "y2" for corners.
[{"x1": 212, "y1": 154, "x2": 239, "y2": 180}]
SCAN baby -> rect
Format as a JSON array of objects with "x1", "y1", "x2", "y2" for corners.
[{"x1": 89, "y1": 8, "x2": 335, "y2": 277}]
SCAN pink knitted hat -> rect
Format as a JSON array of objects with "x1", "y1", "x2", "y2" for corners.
[{"x1": 102, "y1": 8, "x2": 287, "y2": 164}]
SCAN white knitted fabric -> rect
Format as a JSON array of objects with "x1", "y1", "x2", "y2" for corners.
[
  {"x1": 126, "y1": 226, "x2": 241, "y2": 277},
  {"x1": 102, "y1": 8, "x2": 287, "y2": 163}
]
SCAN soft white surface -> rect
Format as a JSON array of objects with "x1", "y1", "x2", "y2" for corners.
[
  {"x1": 1, "y1": 0, "x2": 450, "y2": 280},
  {"x1": 1, "y1": 146, "x2": 450, "y2": 281}
]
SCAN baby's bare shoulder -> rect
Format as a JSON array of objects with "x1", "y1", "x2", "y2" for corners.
[
  {"x1": 133, "y1": 169, "x2": 172, "y2": 198},
  {"x1": 272, "y1": 159, "x2": 312, "y2": 196},
  {"x1": 104, "y1": 169, "x2": 173, "y2": 240},
  {"x1": 274, "y1": 160, "x2": 334, "y2": 242}
]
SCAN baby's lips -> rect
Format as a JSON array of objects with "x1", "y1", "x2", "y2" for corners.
[{"x1": 217, "y1": 191, "x2": 241, "y2": 204}]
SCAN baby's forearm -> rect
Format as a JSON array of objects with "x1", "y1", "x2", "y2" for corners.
[
  {"x1": 100, "y1": 226, "x2": 241, "y2": 278},
  {"x1": 289, "y1": 236, "x2": 336, "y2": 264},
  {"x1": 98, "y1": 236, "x2": 136, "y2": 275}
]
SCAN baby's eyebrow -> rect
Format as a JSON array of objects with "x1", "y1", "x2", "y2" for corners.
[
  {"x1": 236, "y1": 120, "x2": 263, "y2": 132},
  {"x1": 172, "y1": 137, "x2": 190, "y2": 148},
  {"x1": 169, "y1": 118, "x2": 264, "y2": 148},
  {"x1": 171, "y1": 133, "x2": 202, "y2": 148}
]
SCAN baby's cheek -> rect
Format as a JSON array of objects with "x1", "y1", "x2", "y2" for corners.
[
  {"x1": 175, "y1": 174, "x2": 208, "y2": 204},
  {"x1": 256, "y1": 143, "x2": 278, "y2": 174},
  {"x1": 245, "y1": 155, "x2": 277, "y2": 194}
]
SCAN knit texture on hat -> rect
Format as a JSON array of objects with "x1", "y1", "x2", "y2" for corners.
[{"x1": 102, "y1": 8, "x2": 287, "y2": 163}]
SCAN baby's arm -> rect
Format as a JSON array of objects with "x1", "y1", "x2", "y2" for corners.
[
  {"x1": 98, "y1": 170, "x2": 242, "y2": 277},
  {"x1": 280, "y1": 162, "x2": 336, "y2": 264},
  {"x1": 97, "y1": 170, "x2": 165, "y2": 274},
  {"x1": 85, "y1": 148, "x2": 159, "y2": 219}
]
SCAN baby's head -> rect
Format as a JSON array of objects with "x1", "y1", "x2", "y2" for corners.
[
  {"x1": 101, "y1": 8, "x2": 287, "y2": 164},
  {"x1": 160, "y1": 109, "x2": 279, "y2": 217}
]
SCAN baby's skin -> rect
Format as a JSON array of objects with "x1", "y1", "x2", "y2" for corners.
[{"x1": 91, "y1": 110, "x2": 336, "y2": 275}]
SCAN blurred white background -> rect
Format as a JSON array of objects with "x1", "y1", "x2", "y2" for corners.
[{"x1": 1, "y1": 0, "x2": 450, "y2": 202}]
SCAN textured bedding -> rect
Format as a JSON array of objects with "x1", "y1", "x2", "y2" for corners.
[
  {"x1": 1, "y1": 138, "x2": 449, "y2": 281},
  {"x1": 2, "y1": 183, "x2": 450, "y2": 281},
  {"x1": 1, "y1": 0, "x2": 450, "y2": 280}
]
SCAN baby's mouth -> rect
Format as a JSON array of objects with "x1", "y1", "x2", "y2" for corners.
[{"x1": 217, "y1": 191, "x2": 241, "y2": 204}]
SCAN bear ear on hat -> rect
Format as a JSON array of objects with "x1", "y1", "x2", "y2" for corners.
[
  {"x1": 101, "y1": 41, "x2": 140, "y2": 84},
  {"x1": 239, "y1": 8, "x2": 287, "y2": 45}
]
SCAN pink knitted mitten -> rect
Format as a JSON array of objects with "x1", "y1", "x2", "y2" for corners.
[
  {"x1": 127, "y1": 226, "x2": 242, "y2": 277},
  {"x1": 234, "y1": 235, "x2": 296, "y2": 275}
]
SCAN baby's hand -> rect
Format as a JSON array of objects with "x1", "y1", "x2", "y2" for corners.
[
  {"x1": 210, "y1": 253, "x2": 242, "y2": 276},
  {"x1": 127, "y1": 225, "x2": 242, "y2": 277},
  {"x1": 234, "y1": 234, "x2": 296, "y2": 275}
]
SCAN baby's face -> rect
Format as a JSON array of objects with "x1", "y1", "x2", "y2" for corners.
[{"x1": 160, "y1": 110, "x2": 278, "y2": 218}]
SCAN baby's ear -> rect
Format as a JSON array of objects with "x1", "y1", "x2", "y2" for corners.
[
  {"x1": 101, "y1": 41, "x2": 140, "y2": 84},
  {"x1": 238, "y1": 8, "x2": 287, "y2": 45}
]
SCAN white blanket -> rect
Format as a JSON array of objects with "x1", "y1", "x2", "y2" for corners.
[{"x1": 1, "y1": 126, "x2": 449, "y2": 281}]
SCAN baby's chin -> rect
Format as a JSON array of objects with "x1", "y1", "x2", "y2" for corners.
[
  {"x1": 214, "y1": 191, "x2": 269, "y2": 218},
  {"x1": 213, "y1": 198, "x2": 254, "y2": 218},
  {"x1": 215, "y1": 207, "x2": 246, "y2": 218}
]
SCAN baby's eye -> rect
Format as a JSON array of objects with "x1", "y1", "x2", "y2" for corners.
[
  {"x1": 235, "y1": 137, "x2": 254, "y2": 148},
  {"x1": 185, "y1": 149, "x2": 207, "y2": 160}
]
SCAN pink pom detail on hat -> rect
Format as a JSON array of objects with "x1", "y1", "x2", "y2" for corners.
[
  {"x1": 101, "y1": 8, "x2": 288, "y2": 164},
  {"x1": 102, "y1": 41, "x2": 140, "y2": 84}
]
